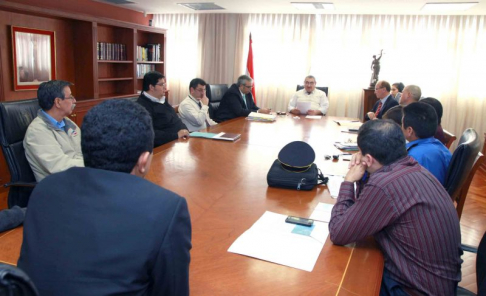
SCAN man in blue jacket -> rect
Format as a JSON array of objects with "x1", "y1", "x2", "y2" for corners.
[{"x1": 18, "y1": 99, "x2": 192, "y2": 296}]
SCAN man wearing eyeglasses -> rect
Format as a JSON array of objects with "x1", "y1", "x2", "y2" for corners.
[
  {"x1": 288, "y1": 75, "x2": 329, "y2": 115},
  {"x1": 366, "y1": 80, "x2": 398, "y2": 120},
  {"x1": 137, "y1": 71, "x2": 190, "y2": 147},
  {"x1": 215, "y1": 75, "x2": 270, "y2": 122},
  {"x1": 24, "y1": 80, "x2": 84, "y2": 182},
  {"x1": 178, "y1": 78, "x2": 217, "y2": 132}
]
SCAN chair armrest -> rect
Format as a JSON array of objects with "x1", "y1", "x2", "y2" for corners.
[
  {"x1": 461, "y1": 243, "x2": 478, "y2": 254},
  {"x1": 4, "y1": 181, "x2": 37, "y2": 188}
]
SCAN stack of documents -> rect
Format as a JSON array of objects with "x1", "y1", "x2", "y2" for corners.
[
  {"x1": 324, "y1": 175, "x2": 345, "y2": 198},
  {"x1": 228, "y1": 211, "x2": 329, "y2": 272},
  {"x1": 334, "y1": 142, "x2": 358, "y2": 151},
  {"x1": 246, "y1": 112, "x2": 277, "y2": 122}
]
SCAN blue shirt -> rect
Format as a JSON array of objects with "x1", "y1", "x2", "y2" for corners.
[
  {"x1": 41, "y1": 110, "x2": 66, "y2": 130},
  {"x1": 406, "y1": 137, "x2": 452, "y2": 185}
]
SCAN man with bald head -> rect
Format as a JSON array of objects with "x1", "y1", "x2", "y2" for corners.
[
  {"x1": 366, "y1": 80, "x2": 398, "y2": 120},
  {"x1": 399, "y1": 84, "x2": 421, "y2": 106}
]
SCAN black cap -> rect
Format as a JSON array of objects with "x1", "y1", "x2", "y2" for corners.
[{"x1": 278, "y1": 141, "x2": 315, "y2": 172}]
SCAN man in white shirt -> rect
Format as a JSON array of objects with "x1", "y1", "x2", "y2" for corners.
[
  {"x1": 179, "y1": 78, "x2": 217, "y2": 132},
  {"x1": 288, "y1": 75, "x2": 329, "y2": 115}
]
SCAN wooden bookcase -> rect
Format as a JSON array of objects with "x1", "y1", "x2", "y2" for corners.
[{"x1": 0, "y1": 1, "x2": 166, "y2": 103}]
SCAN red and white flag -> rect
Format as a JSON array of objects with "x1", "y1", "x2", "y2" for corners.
[{"x1": 246, "y1": 33, "x2": 256, "y2": 103}]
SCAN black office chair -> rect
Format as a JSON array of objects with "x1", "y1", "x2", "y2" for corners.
[
  {"x1": 296, "y1": 85, "x2": 329, "y2": 97},
  {"x1": 206, "y1": 84, "x2": 229, "y2": 122},
  {"x1": 444, "y1": 128, "x2": 482, "y2": 219},
  {"x1": 0, "y1": 99, "x2": 39, "y2": 208},
  {"x1": 0, "y1": 263, "x2": 39, "y2": 296},
  {"x1": 458, "y1": 231, "x2": 486, "y2": 296}
]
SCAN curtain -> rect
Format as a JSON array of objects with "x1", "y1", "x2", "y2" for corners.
[
  {"x1": 153, "y1": 13, "x2": 486, "y2": 146},
  {"x1": 152, "y1": 14, "x2": 199, "y2": 104}
]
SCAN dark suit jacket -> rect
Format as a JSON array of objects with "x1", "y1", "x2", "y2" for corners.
[
  {"x1": 18, "y1": 167, "x2": 192, "y2": 296},
  {"x1": 137, "y1": 93, "x2": 187, "y2": 147},
  {"x1": 216, "y1": 84, "x2": 259, "y2": 122},
  {"x1": 366, "y1": 94, "x2": 398, "y2": 120}
]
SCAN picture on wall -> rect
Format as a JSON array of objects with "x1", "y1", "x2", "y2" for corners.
[{"x1": 12, "y1": 26, "x2": 56, "y2": 91}]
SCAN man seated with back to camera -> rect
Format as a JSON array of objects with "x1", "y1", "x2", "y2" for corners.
[
  {"x1": 402, "y1": 102, "x2": 451, "y2": 185},
  {"x1": 24, "y1": 80, "x2": 84, "y2": 182},
  {"x1": 215, "y1": 75, "x2": 270, "y2": 122},
  {"x1": 137, "y1": 71, "x2": 190, "y2": 147},
  {"x1": 18, "y1": 99, "x2": 192, "y2": 296},
  {"x1": 288, "y1": 75, "x2": 329, "y2": 116},
  {"x1": 329, "y1": 119, "x2": 462, "y2": 296}
]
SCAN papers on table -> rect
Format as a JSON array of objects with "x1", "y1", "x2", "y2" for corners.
[
  {"x1": 334, "y1": 142, "x2": 358, "y2": 151},
  {"x1": 246, "y1": 112, "x2": 277, "y2": 122},
  {"x1": 296, "y1": 101, "x2": 311, "y2": 114},
  {"x1": 190, "y1": 132, "x2": 241, "y2": 141},
  {"x1": 306, "y1": 115, "x2": 322, "y2": 119},
  {"x1": 333, "y1": 120, "x2": 362, "y2": 128},
  {"x1": 309, "y1": 202, "x2": 334, "y2": 222},
  {"x1": 228, "y1": 211, "x2": 329, "y2": 272},
  {"x1": 324, "y1": 175, "x2": 345, "y2": 198}
]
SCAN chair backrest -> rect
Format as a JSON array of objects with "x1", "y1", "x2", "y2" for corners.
[
  {"x1": 454, "y1": 152, "x2": 483, "y2": 219},
  {"x1": 478, "y1": 231, "x2": 486, "y2": 296},
  {"x1": 0, "y1": 99, "x2": 38, "y2": 185},
  {"x1": 296, "y1": 85, "x2": 329, "y2": 97},
  {"x1": 444, "y1": 128, "x2": 482, "y2": 202},
  {"x1": 0, "y1": 263, "x2": 39, "y2": 296},
  {"x1": 443, "y1": 129, "x2": 457, "y2": 149},
  {"x1": 206, "y1": 84, "x2": 228, "y2": 120}
]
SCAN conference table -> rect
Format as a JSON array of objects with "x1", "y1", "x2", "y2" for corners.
[{"x1": 0, "y1": 114, "x2": 384, "y2": 295}]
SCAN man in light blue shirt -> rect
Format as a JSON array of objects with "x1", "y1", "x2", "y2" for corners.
[{"x1": 402, "y1": 102, "x2": 451, "y2": 185}]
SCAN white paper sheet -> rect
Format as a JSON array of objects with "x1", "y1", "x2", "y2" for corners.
[
  {"x1": 324, "y1": 175, "x2": 345, "y2": 198},
  {"x1": 306, "y1": 115, "x2": 322, "y2": 119},
  {"x1": 296, "y1": 101, "x2": 311, "y2": 114},
  {"x1": 228, "y1": 211, "x2": 328, "y2": 272},
  {"x1": 309, "y1": 202, "x2": 334, "y2": 223}
]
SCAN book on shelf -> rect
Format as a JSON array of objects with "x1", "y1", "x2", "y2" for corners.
[
  {"x1": 246, "y1": 112, "x2": 277, "y2": 122},
  {"x1": 190, "y1": 132, "x2": 241, "y2": 141},
  {"x1": 137, "y1": 44, "x2": 161, "y2": 62},
  {"x1": 97, "y1": 42, "x2": 127, "y2": 61}
]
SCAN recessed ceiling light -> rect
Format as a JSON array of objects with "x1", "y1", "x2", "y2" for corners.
[
  {"x1": 422, "y1": 2, "x2": 478, "y2": 11},
  {"x1": 291, "y1": 2, "x2": 335, "y2": 10},
  {"x1": 178, "y1": 2, "x2": 225, "y2": 11}
]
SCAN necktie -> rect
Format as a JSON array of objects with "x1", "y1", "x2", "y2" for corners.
[
  {"x1": 197, "y1": 101, "x2": 211, "y2": 127},
  {"x1": 242, "y1": 95, "x2": 248, "y2": 109},
  {"x1": 375, "y1": 102, "x2": 383, "y2": 118}
]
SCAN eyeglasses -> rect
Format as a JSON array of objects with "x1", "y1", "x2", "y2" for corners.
[
  {"x1": 156, "y1": 83, "x2": 166, "y2": 87},
  {"x1": 195, "y1": 88, "x2": 205, "y2": 92},
  {"x1": 243, "y1": 85, "x2": 253, "y2": 89},
  {"x1": 374, "y1": 87, "x2": 385, "y2": 91},
  {"x1": 304, "y1": 81, "x2": 316, "y2": 85},
  {"x1": 65, "y1": 95, "x2": 75, "y2": 101}
]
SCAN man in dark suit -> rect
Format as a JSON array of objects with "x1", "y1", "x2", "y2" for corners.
[
  {"x1": 137, "y1": 71, "x2": 190, "y2": 147},
  {"x1": 18, "y1": 99, "x2": 192, "y2": 296},
  {"x1": 366, "y1": 80, "x2": 398, "y2": 120},
  {"x1": 216, "y1": 75, "x2": 270, "y2": 122}
]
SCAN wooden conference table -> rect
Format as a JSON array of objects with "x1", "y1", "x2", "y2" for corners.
[{"x1": 0, "y1": 115, "x2": 383, "y2": 295}]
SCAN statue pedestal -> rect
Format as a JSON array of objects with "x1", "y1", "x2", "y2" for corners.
[{"x1": 362, "y1": 88, "x2": 379, "y2": 121}]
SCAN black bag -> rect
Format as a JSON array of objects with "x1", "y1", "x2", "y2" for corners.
[{"x1": 267, "y1": 159, "x2": 327, "y2": 190}]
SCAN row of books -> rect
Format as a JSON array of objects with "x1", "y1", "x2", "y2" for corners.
[
  {"x1": 137, "y1": 44, "x2": 161, "y2": 62},
  {"x1": 97, "y1": 42, "x2": 127, "y2": 61},
  {"x1": 137, "y1": 64, "x2": 156, "y2": 78}
]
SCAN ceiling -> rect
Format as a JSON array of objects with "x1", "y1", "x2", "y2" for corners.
[{"x1": 97, "y1": 0, "x2": 486, "y2": 15}]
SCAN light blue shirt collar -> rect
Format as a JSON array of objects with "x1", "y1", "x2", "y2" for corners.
[{"x1": 41, "y1": 110, "x2": 65, "y2": 130}]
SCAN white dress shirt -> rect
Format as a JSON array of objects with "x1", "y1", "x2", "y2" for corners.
[
  {"x1": 178, "y1": 95, "x2": 217, "y2": 132},
  {"x1": 288, "y1": 89, "x2": 329, "y2": 114}
]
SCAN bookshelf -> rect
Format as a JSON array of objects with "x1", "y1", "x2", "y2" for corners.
[
  {"x1": 136, "y1": 28, "x2": 165, "y2": 93},
  {"x1": 0, "y1": 2, "x2": 166, "y2": 103}
]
